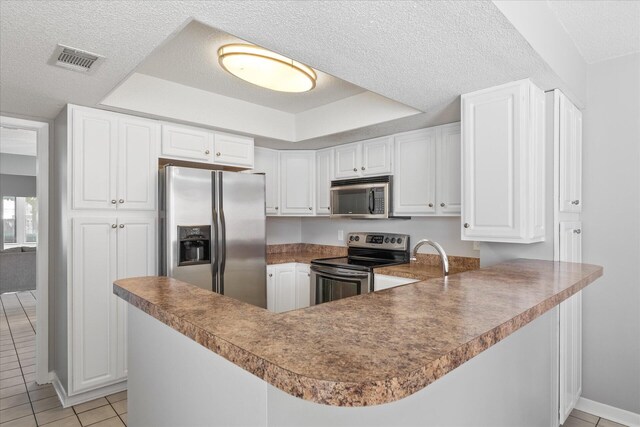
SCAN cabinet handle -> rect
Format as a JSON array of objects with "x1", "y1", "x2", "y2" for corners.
[
  {"x1": 111, "y1": 200, "x2": 117, "y2": 204},
  {"x1": 307, "y1": 273, "x2": 311, "y2": 277},
  {"x1": 205, "y1": 150, "x2": 210, "y2": 155},
  {"x1": 119, "y1": 199, "x2": 124, "y2": 204},
  {"x1": 216, "y1": 152, "x2": 221, "y2": 157},
  {"x1": 361, "y1": 166, "x2": 365, "y2": 170},
  {"x1": 119, "y1": 224, "x2": 125, "y2": 228},
  {"x1": 573, "y1": 229, "x2": 581, "y2": 234},
  {"x1": 464, "y1": 223, "x2": 470, "y2": 228},
  {"x1": 353, "y1": 168, "x2": 358, "y2": 172},
  {"x1": 571, "y1": 200, "x2": 580, "y2": 205},
  {"x1": 275, "y1": 206, "x2": 279, "y2": 210},
  {"x1": 327, "y1": 206, "x2": 330, "y2": 210},
  {"x1": 308, "y1": 207, "x2": 312, "y2": 210},
  {"x1": 111, "y1": 224, "x2": 117, "y2": 228},
  {"x1": 268, "y1": 273, "x2": 273, "y2": 277},
  {"x1": 440, "y1": 203, "x2": 446, "y2": 207},
  {"x1": 428, "y1": 203, "x2": 433, "y2": 208}
]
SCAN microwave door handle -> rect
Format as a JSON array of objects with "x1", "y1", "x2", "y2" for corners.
[{"x1": 368, "y1": 189, "x2": 375, "y2": 214}]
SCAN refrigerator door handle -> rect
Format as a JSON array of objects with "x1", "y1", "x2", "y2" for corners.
[
  {"x1": 218, "y1": 174, "x2": 227, "y2": 294},
  {"x1": 212, "y1": 173, "x2": 220, "y2": 293}
]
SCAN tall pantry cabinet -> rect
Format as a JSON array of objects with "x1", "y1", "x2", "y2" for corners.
[{"x1": 52, "y1": 105, "x2": 159, "y2": 403}]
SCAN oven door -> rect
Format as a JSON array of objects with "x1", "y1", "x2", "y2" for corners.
[
  {"x1": 310, "y1": 265, "x2": 371, "y2": 305},
  {"x1": 330, "y1": 183, "x2": 388, "y2": 218}
]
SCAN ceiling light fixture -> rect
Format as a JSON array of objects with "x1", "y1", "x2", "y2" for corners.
[{"x1": 217, "y1": 44, "x2": 317, "y2": 93}]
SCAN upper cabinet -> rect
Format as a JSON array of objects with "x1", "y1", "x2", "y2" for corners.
[
  {"x1": 315, "y1": 148, "x2": 334, "y2": 215},
  {"x1": 161, "y1": 123, "x2": 254, "y2": 168},
  {"x1": 334, "y1": 137, "x2": 393, "y2": 179},
  {"x1": 280, "y1": 151, "x2": 315, "y2": 215},
  {"x1": 72, "y1": 107, "x2": 159, "y2": 211},
  {"x1": 393, "y1": 123, "x2": 461, "y2": 216},
  {"x1": 253, "y1": 147, "x2": 280, "y2": 215},
  {"x1": 558, "y1": 92, "x2": 583, "y2": 213},
  {"x1": 461, "y1": 79, "x2": 545, "y2": 243}
]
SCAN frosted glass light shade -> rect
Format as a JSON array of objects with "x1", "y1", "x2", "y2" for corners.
[{"x1": 218, "y1": 44, "x2": 317, "y2": 93}]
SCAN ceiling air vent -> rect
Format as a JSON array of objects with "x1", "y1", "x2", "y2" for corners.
[{"x1": 49, "y1": 44, "x2": 104, "y2": 74}]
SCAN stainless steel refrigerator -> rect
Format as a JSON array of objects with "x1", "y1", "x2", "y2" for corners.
[{"x1": 159, "y1": 166, "x2": 267, "y2": 308}]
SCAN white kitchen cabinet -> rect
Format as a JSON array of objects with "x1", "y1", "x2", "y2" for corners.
[
  {"x1": 254, "y1": 148, "x2": 280, "y2": 215},
  {"x1": 315, "y1": 148, "x2": 334, "y2": 215},
  {"x1": 72, "y1": 108, "x2": 118, "y2": 210},
  {"x1": 461, "y1": 79, "x2": 545, "y2": 243},
  {"x1": 72, "y1": 107, "x2": 160, "y2": 211},
  {"x1": 558, "y1": 221, "x2": 582, "y2": 423},
  {"x1": 295, "y1": 264, "x2": 311, "y2": 309},
  {"x1": 558, "y1": 93, "x2": 583, "y2": 214},
  {"x1": 361, "y1": 137, "x2": 393, "y2": 176},
  {"x1": 71, "y1": 215, "x2": 157, "y2": 394},
  {"x1": 436, "y1": 123, "x2": 462, "y2": 215},
  {"x1": 334, "y1": 143, "x2": 360, "y2": 179},
  {"x1": 273, "y1": 263, "x2": 297, "y2": 313},
  {"x1": 266, "y1": 265, "x2": 276, "y2": 312},
  {"x1": 393, "y1": 128, "x2": 437, "y2": 215},
  {"x1": 117, "y1": 116, "x2": 160, "y2": 211},
  {"x1": 212, "y1": 132, "x2": 254, "y2": 168},
  {"x1": 280, "y1": 151, "x2": 315, "y2": 215},
  {"x1": 373, "y1": 274, "x2": 418, "y2": 291},
  {"x1": 161, "y1": 123, "x2": 212, "y2": 162},
  {"x1": 334, "y1": 138, "x2": 392, "y2": 179},
  {"x1": 116, "y1": 217, "x2": 156, "y2": 380},
  {"x1": 71, "y1": 217, "x2": 119, "y2": 393}
]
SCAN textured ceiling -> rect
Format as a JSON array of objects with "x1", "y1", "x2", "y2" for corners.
[
  {"x1": 1, "y1": 1, "x2": 576, "y2": 146},
  {"x1": 0, "y1": 127, "x2": 37, "y2": 156},
  {"x1": 134, "y1": 21, "x2": 366, "y2": 114},
  {"x1": 548, "y1": 1, "x2": 640, "y2": 64}
]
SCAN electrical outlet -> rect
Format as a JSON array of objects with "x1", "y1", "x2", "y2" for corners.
[
  {"x1": 473, "y1": 241, "x2": 481, "y2": 251},
  {"x1": 338, "y1": 230, "x2": 344, "y2": 241}
]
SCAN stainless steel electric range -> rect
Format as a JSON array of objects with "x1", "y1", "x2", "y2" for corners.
[{"x1": 310, "y1": 232, "x2": 410, "y2": 305}]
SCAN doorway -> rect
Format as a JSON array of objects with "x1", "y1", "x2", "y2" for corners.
[{"x1": 0, "y1": 116, "x2": 49, "y2": 386}]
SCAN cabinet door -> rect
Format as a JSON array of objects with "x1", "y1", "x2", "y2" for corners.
[
  {"x1": 361, "y1": 137, "x2": 392, "y2": 176},
  {"x1": 117, "y1": 117, "x2": 160, "y2": 211},
  {"x1": 295, "y1": 264, "x2": 311, "y2": 309},
  {"x1": 116, "y1": 216, "x2": 156, "y2": 380},
  {"x1": 334, "y1": 143, "x2": 360, "y2": 179},
  {"x1": 315, "y1": 149, "x2": 334, "y2": 215},
  {"x1": 72, "y1": 108, "x2": 118, "y2": 210},
  {"x1": 161, "y1": 124, "x2": 212, "y2": 162},
  {"x1": 71, "y1": 217, "x2": 118, "y2": 393},
  {"x1": 558, "y1": 221, "x2": 582, "y2": 424},
  {"x1": 437, "y1": 123, "x2": 461, "y2": 215},
  {"x1": 274, "y1": 264, "x2": 296, "y2": 313},
  {"x1": 254, "y1": 148, "x2": 280, "y2": 215},
  {"x1": 559, "y1": 96, "x2": 583, "y2": 213},
  {"x1": 393, "y1": 129, "x2": 437, "y2": 214},
  {"x1": 213, "y1": 132, "x2": 254, "y2": 168},
  {"x1": 280, "y1": 151, "x2": 315, "y2": 215},
  {"x1": 266, "y1": 266, "x2": 276, "y2": 312},
  {"x1": 461, "y1": 81, "x2": 526, "y2": 241}
]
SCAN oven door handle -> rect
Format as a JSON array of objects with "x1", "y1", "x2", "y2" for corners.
[{"x1": 310, "y1": 265, "x2": 370, "y2": 279}]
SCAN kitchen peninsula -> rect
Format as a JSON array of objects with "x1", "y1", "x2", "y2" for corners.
[{"x1": 114, "y1": 259, "x2": 602, "y2": 426}]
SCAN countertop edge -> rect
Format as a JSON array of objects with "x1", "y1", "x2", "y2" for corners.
[{"x1": 113, "y1": 261, "x2": 603, "y2": 407}]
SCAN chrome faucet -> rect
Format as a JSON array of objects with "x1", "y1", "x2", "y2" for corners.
[{"x1": 411, "y1": 239, "x2": 449, "y2": 277}]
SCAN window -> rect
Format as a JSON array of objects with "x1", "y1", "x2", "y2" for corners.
[
  {"x1": 2, "y1": 196, "x2": 16, "y2": 244},
  {"x1": 2, "y1": 196, "x2": 37, "y2": 249}
]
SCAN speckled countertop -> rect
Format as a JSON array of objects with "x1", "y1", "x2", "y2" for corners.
[{"x1": 113, "y1": 259, "x2": 602, "y2": 407}]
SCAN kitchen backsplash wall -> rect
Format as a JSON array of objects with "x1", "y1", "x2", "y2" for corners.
[
  {"x1": 299, "y1": 217, "x2": 478, "y2": 257},
  {"x1": 266, "y1": 217, "x2": 302, "y2": 244}
]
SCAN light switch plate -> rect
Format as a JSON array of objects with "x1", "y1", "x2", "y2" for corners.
[
  {"x1": 473, "y1": 241, "x2": 481, "y2": 251},
  {"x1": 338, "y1": 230, "x2": 344, "y2": 241}
]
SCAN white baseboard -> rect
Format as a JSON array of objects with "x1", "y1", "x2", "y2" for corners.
[
  {"x1": 51, "y1": 373, "x2": 127, "y2": 408},
  {"x1": 576, "y1": 397, "x2": 640, "y2": 427}
]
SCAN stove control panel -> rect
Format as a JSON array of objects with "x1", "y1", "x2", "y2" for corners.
[{"x1": 346, "y1": 232, "x2": 410, "y2": 251}]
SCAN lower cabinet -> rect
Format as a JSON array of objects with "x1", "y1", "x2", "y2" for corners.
[
  {"x1": 267, "y1": 263, "x2": 311, "y2": 313},
  {"x1": 70, "y1": 216, "x2": 156, "y2": 394}
]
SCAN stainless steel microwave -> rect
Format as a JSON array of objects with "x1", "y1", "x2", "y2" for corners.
[{"x1": 330, "y1": 176, "x2": 391, "y2": 219}]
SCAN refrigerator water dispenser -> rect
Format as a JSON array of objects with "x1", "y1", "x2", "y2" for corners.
[{"x1": 178, "y1": 225, "x2": 211, "y2": 266}]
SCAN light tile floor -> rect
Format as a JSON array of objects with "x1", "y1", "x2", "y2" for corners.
[
  {"x1": 0, "y1": 292, "x2": 127, "y2": 427},
  {"x1": 0, "y1": 291, "x2": 628, "y2": 427}
]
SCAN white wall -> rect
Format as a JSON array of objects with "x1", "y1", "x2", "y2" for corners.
[
  {"x1": 266, "y1": 217, "x2": 302, "y2": 245},
  {"x1": 581, "y1": 53, "x2": 640, "y2": 414},
  {"x1": 300, "y1": 217, "x2": 477, "y2": 257}
]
